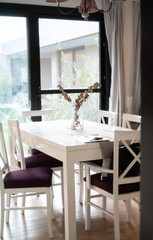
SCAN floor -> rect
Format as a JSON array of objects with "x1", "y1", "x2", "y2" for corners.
[{"x1": 2, "y1": 171, "x2": 140, "y2": 240}]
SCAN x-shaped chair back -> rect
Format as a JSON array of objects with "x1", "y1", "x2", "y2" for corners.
[
  {"x1": 114, "y1": 130, "x2": 141, "y2": 187},
  {"x1": 22, "y1": 109, "x2": 54, "y2": 122},
  {"x1": 8, "y1": 120, "x2": 25, "y2": 170},
  {"x1": 122, "y1": 113, "x2": 141, "y2": 130}
]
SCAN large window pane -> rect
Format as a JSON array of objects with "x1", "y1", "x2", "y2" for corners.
[
  {"x1": 39, "y1": 19, "x2": 99, "y2": 90},
  {"x1": 0, "y1": 17, "x2": 29, "y2": 140},
  {"x1": 39, "y1": 19, "x2": 100, "y2": 121}
]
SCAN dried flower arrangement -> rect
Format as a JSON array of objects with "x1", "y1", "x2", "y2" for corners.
[{"x1": 57, "y1": 82, "x2": 102, "y2": 129}]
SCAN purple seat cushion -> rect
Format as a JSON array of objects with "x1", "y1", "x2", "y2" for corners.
[
  {"x1": 85, "y1": 159, "x2": 103, "y2": 167},
  {"x1": 86, "y1": 173, "x2": 140, "y2": 194},
  {"x1": 25, "y1": 154, "x2": 63, "y2": 168},
  {"x1": 17, "y1": 154, "x2": 63, "y2": 169},
  {"x1": 4, "y1": 167, "x2": 53, "y2": 189},
  {"x1": 31, "y1": 149, "x2": 63, "y2": 168},
  {"x1": 31, "y1": 148, "x2": 43, "y2": 155}
]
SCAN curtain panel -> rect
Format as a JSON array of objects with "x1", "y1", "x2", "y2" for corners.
[{"x1": 102, "y1": 0, "x2": 141, "y2": 124}]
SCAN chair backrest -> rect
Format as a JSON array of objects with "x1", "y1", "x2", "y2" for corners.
[
  {"x1": 98, "y1": 110, "x2": 118, "y2": 126},
  {"x1": 0, "y1": 122, "x2": 10, "y2": 191},
  {"x1": 122, "y1": 113, "x2": 141, "y2": 130},
  {"x1": 8, "y1": 120, "x2": 26, "y2": 170},
  {"x1": 22, "y1": 109, "x2": 54, "y2": 122},
  {"x1": 113, "y1": 130, "x2": 140, "y2": 195}
]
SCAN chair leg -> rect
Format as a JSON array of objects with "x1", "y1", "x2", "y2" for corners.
[
  {"x1": 101, "y1": 196, "x2": 106, "y2": 218},
  {"x1": 52, "y1": 172, "x2": 55, "y2": 199},
  {"x1": 61, "y1": 169, "x2": 64, "y2": 209},
  {"x1": 0, "y1": 191, "x2": 5, "y2": 238},
  {"x1": 79, "y1": 163, "x2": 84, "y2": 204},
  {"x1": 132, "y1": 197, "x2": 140, "y2": 210},
  {"x1": 114, "y1": 200, "x2": 120, "y2": 240},
  {"x1": 21, "y1": 194, "x2": 26, "y2": 215},
  {"x1": 85, "y1": 167, "x2": 91, "y2": 233},
  {"x1": 85, "y1": 187, "x2": 90, "y2": 231},
  {"x1": 14, "y1": 195, "x2": 17, "y2": 205},
  {"x1": 50, "y1": 187, "x2": 54, "y2": 220},
  {"x1": 126, "y1": 199, "x2": 131, "y2": 222},
  {"x1": 52, "y1": 172, "x2": 55, "y2": 185},
  {"x1": 47, "y1": 188, "x2": 53, "y2": 238},
  {"x1": 6, "y1": 194, "x2": 10, "y2": 223}
]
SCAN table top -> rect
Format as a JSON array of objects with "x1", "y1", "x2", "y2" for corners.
[
  {"x1": 20, "y1": 119, "x2": 131, "y2": 160},
  {"x1": 20, "y1": 119, "x2": 130, "y2": 146}
]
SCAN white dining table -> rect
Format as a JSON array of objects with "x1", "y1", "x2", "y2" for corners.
[{"x1": 20, "y1": 119, "x2": 130, "y2": 240}]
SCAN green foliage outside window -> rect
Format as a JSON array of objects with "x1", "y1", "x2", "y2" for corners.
[
  {"x1": 0, "y1": 71, "x2": 12, "y2": 103},
  {"x1": 42, "y1": 47, "x2": 100, "y2": 121}
]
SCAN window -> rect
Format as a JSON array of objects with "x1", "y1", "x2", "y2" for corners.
[
  {"x1": 0, "y1": 16, "x2": 28, "y2": 140},
  {"x1": 0, "y1": 3, "x2": 109, "y2": 126},
  {"x1": 39, "y1": 18, "x2": 100, "y2": 121}
]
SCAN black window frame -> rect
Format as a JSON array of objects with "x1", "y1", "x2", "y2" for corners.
[{"x1": 0, "y1": 2, "x2": 111, "y2": 112}]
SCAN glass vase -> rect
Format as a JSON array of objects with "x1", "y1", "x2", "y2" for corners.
[{"x1": 71, "y1": 104, "x2": 84, "y2": 130}]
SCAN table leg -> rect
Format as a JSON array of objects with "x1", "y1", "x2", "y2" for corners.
[{"x1": 63, "y1": 155, "x2": 76, "y2": 240}]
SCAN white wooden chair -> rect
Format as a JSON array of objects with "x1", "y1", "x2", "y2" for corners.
[
  {"x1": 98, "y1": 110, "x2": 118, "y2": 126},
  {"x1": 8, "y1": 119, "x2": 63, "y2": 209},
  {"x1": 79, "y1": 110, "x2": 118, "y2": 204},
  {"x1": 21, "y1": 110, "x2": 64, "y2": 204},
  {"x1": 22, "y1": 109, "x2": 54, "y2": 155},
  {"x1": 84, "y1": 130, "x2": 140, "y2": 240},
  {"x1": 122, "y1": 113, "x2": 141, "y2": 130},
  {"x1": 22, "y1": 109, "x2": 56, "y2": 158},
  {"x1": 0, "y1": 122, "x2": 54, "y2": 238},
  {"x1": 122, "y1": 113, "x2": 141, "y2": 206},
  {"x1": 22, "y1": 109, "x2": 54, "y2": 122}
]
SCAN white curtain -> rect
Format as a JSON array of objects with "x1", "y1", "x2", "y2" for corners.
[
  {"x1": 102, "y1": 0, "x2": 141, "y2": 122},
  {"x1": 131, "y1": 0, "x2": 141, "y2": 114},
  {"x1": 122, "y1": 0, "x2": 141, "y2": 114},
  {"x1": 102, "y1": 0, "x2": 123, "y2": 125}
]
